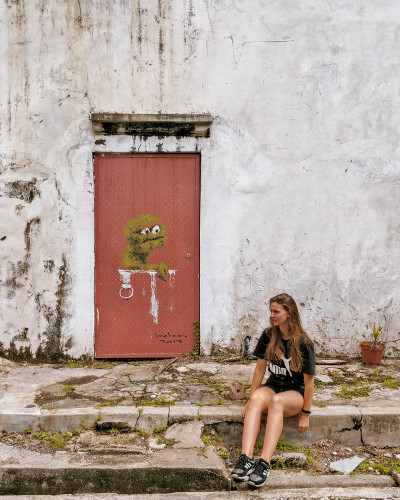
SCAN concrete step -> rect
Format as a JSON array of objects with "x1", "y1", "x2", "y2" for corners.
[
  {"x1": 0, "y1": 444, "x2": 230, "y2": 495},
  {"x1": 1, "y1": 404, "x2": 400, "y2": 447}
]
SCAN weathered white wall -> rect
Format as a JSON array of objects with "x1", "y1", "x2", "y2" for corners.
[{"x1": 0, "y1": 0, "x2": 399, "y2": 360}]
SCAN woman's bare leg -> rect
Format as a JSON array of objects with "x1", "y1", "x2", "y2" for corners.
[
  {"x1": 241, "y1": 387, "x2": 275, "y2": 457},
  {"x1": 260, "y1": 390, "x2": 303, "y2": 463}
]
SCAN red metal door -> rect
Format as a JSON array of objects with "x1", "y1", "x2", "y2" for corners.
[{"x1": 94, "y1": 154, "x2": 200, "y2": 358}]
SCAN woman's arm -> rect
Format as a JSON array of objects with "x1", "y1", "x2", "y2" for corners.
[
  {"x1": 242, "y1": 358, "x2": 267, "y2": 417},
  {"x1": 249, "y1": 358, "x2": 268, "y2": 396},
  {"x1": 297, "y1": 373, "x2": 314, "y2": 433}
]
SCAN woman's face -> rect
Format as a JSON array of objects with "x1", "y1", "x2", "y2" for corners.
[{"x1": 270, "y1": 302, "x2": 290, "y2": 328}]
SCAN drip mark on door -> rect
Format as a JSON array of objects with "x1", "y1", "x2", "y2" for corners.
[
  {"x1": 118, "y1": 269, "x2": 177, "y2": 324},
  {"x1": 149, "y1": 271, "x2": 159, "y2": 323}
]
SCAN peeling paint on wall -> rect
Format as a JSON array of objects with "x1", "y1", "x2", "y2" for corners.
[{"x1": 0, "y1": 0, "x2": 399, "y2": 360}]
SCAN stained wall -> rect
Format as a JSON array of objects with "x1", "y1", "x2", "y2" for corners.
[{"x1": 0, "y1": 0, "x2": 399, "y2": 359}]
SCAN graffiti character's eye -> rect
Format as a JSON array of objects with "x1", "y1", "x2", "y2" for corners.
[
  {"x1": 152, "y1": 225, "x2": 161, "y2": 234},
  {"x1": 140, "y1": 228, "x2": 150, "y2": 235}
]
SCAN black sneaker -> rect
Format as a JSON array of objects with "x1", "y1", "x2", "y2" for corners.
[
  {"x1": 231, "y1": 454, "x2": 255, "y2": 481},
  {"x1": 248, "y1": 458, "x2": 270, "y2": 487}
]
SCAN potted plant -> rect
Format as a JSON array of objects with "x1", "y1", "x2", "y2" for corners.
[{"x1": 360, "y1": 323, "x2": 384, "y2": 364}]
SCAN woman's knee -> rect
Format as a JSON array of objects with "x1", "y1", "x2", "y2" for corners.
[
  {"x1": 248, "y1": 388, "x2": 270, "y2": 409},
  {"x1": 268, "y1": 394, "x2": 284, "y2": 412}
]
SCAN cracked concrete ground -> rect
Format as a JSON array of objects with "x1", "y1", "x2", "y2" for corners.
[{"x1": 0, "y1": 356, "x2": 400, "y2": 447}]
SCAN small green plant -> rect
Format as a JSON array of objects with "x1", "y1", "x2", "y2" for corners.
[
  {"x1": 67, "y1": 361, "x2": 81, "y2": 368},
  {"x1": 136, "y1": 395, "x2": 175, "y2": 407},
  {"x1": 192, "y1": 320, "x2": 200, "y2": 356},
  {"x1": 219, "y1": 449, "x2": 229, "y2": 458},
  {"x1": 201, "y1": 434, "x2": 212, "y2": 446},
  {"x1": 337, "y1": 385, "x2": 371, "y2": 399},
  {"x1": 132, "y1": 425, "x2": 150, "y2": 436},
  {"x1": 254, "y1": 441, "x2": 264, "y2": 453},
  {"x1": 62, "y1": 385, "x2": 76, "y2": 394},
  {"x1": 197, "y1": 414, "x2": 203, "y2": 421},
  {"x1": 212, "y1": 400, "x2": 224, "y2": 406},
  {"x1": 24, "y1": 430, "x2": 73, "y2": 449},
  {"x1": 94, "y1": 401, "x2": 112, "y2": 409},
  {"x1": 271, "y1": 458, "x2": 286, "y2": 470},
  {"x1": 156, "y1": 435, "x2": 176, "y2": 446},
  {"x1": 154, "y1": 425, "x2": 168, "y2": 434},
  {"x1": 275, "y1": 439, "x2": 299, "y2": 452},
  {"x1": 304, "y1": 448, "x2": 315, "y2": 465},
  {"x1": 108, "y1": 428, "x2": 120, "y2": 435},
  {"x1": 355, "y1": 459, "x2": 390, "y2": 475},
  {"x1": 366, "y1": 368, "x2": 385, "y2": 382},
  {"x1": 372, "y1": 323, "x2": 382, "y2": 346},
  {"x1": 329, "y1": 370, "x2": 344, "y2": 384},
  {"x1": 313, "y1": 401, "x2": 328, "y2": 407},
  {"x1": 123, "y1": 372, "x2": 133, "y2": 377},
  {"x1": 129, "y1": 361, "x2": 140, "y2": 366},
  {"x1": 383, "y1": 378, "x2": 399, "y2": 389}
]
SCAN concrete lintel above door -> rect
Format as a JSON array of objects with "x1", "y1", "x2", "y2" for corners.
[{"x1": 90, "y1": 113, "x2": 213, "y2": 138}]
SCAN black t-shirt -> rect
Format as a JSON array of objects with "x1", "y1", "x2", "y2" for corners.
[{"x1": 253, "y1": 329, "x2": 315, "y2": 388}]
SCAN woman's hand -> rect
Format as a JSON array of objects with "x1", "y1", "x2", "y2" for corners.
[{"x1": 297, "y1": 412, "x2": 310, "y2": 433}]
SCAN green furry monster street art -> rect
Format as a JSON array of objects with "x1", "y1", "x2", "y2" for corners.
[{"x1": 122, "y1": 214, "x2": 169, "y2": 281}]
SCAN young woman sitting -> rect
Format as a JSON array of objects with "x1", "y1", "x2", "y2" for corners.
[{"x1": 231, "y1": 293, "x2": 315, "y2": 488}]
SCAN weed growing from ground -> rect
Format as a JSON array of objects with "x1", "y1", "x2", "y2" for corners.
[
  {"x1": 275, "y1": 439, "x2": 300, "y2": 452},
  {"x1": 201, "y1": 434, "x2": 212, "y2": 446},
  {"x1": 23, "y1": 428, "x2": 79, "y2": 449},
  {"x1": 94, "y1": 401, "x2": 112, "y2": 409},
  {"x1": 135, "y1": 395, "x2": 175, "y2": 407},
  {"x1": 383, "y1": 378, "x2": 399, "y2": 389},
  {"x1": 271, "y1": 457, "x2": 286, "y2": 470},
  {"x1": 337, "y1": 385, "x2": 372, "y2": 399},
  {"x1": 62, "y1": 385, "x2": 76, "y2": 394}
]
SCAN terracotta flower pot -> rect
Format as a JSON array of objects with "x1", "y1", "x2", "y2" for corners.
[{"x1": 360, "y1": 341, "x2": 384, "y2": 364}]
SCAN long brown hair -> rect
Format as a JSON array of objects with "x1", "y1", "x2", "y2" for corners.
[{"x1": 265, "y1": 293, "x2": 313, "y2": 372}]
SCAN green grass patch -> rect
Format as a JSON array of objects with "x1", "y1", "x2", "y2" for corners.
[
  {"x1": 271, "y1": 457, "x2": 286, "y2": 470},
  {"x1": 313, "y1": 401, "x2": 328, "y2": 407},
  {"x1": 24, "y1": 429, "x2": 78, "y2": 449},
  {"x1": 132, "y1": 426, "x2": 150, "y2": 436},
  {"x1": 254, "y1": 441, "x2": 263, "y2": 453},
  {"x1": 275, "y1": 439, "x2": 300, "y2": 452},
  {"x1": 303, "y1": 448, "x2": 315, "y2": 465},
  {"x1": 354, "y1": 459, "x2": 391, "y2": 475},
  {"x1": 182, "y1": 376, "x2": 229, "y2": 394},
  {"x1": 67, "y1": 362, "x2": 81, "y2": 368},
  {"x1": 383, "y1": 378, "x2": 399, "y2": 389},
  {"x1": 135, "y1": 395, "x2": 175, "y2": 407},
  {"x1": 337, "y1": 385, "x2": 372, "y2": 399}
]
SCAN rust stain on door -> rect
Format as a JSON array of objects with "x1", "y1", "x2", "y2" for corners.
[{"x1": 94, "y1": 154, "x2": 200, "y2": 358}]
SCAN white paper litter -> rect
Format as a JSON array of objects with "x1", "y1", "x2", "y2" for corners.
[{"x1": 329, "y1": 456, "x2": 364, "y2": 474}]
